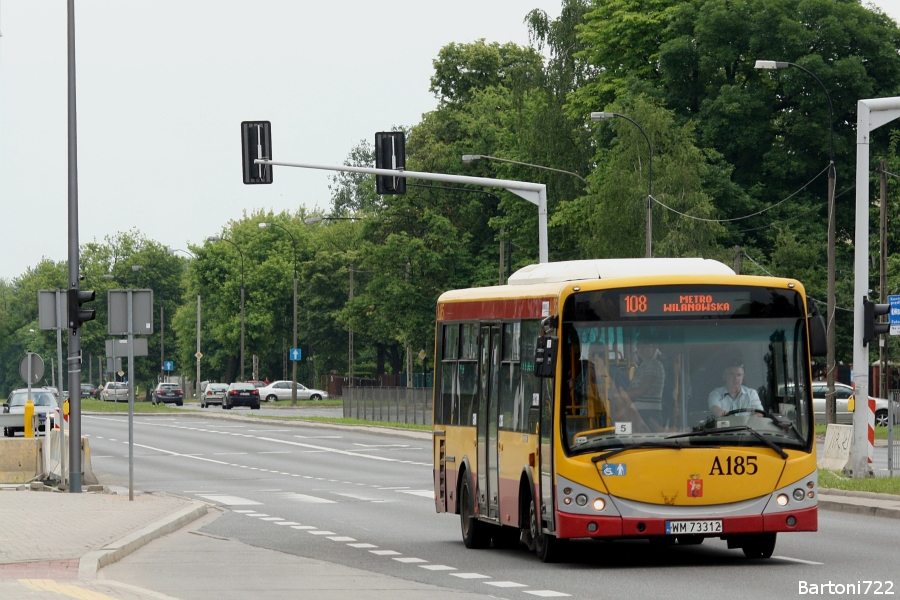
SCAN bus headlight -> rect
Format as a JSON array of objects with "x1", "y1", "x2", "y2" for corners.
[
  {"x1": 592, "y1": 498, "x2": 606, "y2": 511},
  {"x1": 776, "y1": 494, "x2": 789, "y2": 506},
  {"x1": 792, "y1": 488, "x2": 805, "y2": 502},
  {"x1": 575, "y1": 494, "x2": 588, "y2": 506}
]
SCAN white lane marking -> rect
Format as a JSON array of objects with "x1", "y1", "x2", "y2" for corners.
[
  {"x1": 398, "y1": 490, "x2": 435, "y2": 498},
  {"x1": 249, "y1": 429, "x2": 291, "y2": 432},
  {"x1": 393, "y1": 557, "x2": 427, "y2": 564},
  {"x1": 348, "y1": 543, "x2": 378, "y2": 548},
  {"x1": 451, "y1": 573, "x2": 490, "y2": 579},
  {"x1": 773, "y1": 556, "x2": 824, "y2": 565},
  {"x1": 524, "y1": 592, "x2": 571, "y2": 597},
  {"x1": 275, "y1": 522, "x2": 300, "y2": 526},
  {"x1": 377, "y1": 486, "x2": 410, "y2": 490},
  {"x1": 109, "y1": 439, "x2": 118, "y2": 441},
  {"x1": 420, "y1": 565, "x2": 456, "y2": 571},
  {"x1": 290, "y1": 526, "x2": 316, "y2": 530},
  {"x1": 308, "y1": 531, "x2": 336, "y2": 535},
  {"x1": 213, "y1": 452, "x2": 248, "y2": 455},
  {"x1": 370, "y1": 550, "x2": 401, "y2": 556},
  {"x1": 231, "y1": 510, "x2": 256, "y2": 514},
  {"x1": 352, "y1": 443, "x2": 411, "y2": 448},
  {"x1": 332, "y1": 493, "x2": 381, "y2": 501},
  {"x1": 279, "y1": 493, "x2": 336, "y2": 504},
  {"x1": 244, "y1": 513, "x2": 268, "y2": 517},
  {"x1": 258, "y1": 517, "x2": 283, "y2": 521},
  {"x1": 327, "y1": 536, "x2": 356, "y2": 542},
  {"x1": 197, "y1": 495, "x2": 262, "y2": 506},
  {"x1": 255, "y1": 435, "x2": 431, "y2": 466},
  {"x1": 294, "y1": 435, "x2": 343, "y2": 439},
  {"x1": 487, "y1": 582, "x2": 528, "y2": 588}
]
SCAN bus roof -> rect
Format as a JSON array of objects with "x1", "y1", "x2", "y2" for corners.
[{"x1": 507, "y1": 258, "x2": 734, "y2": 285}]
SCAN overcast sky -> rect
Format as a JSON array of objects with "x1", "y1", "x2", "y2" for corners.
[{"x1": 1, "y1": 0, "x2": 899, "y2": 281}]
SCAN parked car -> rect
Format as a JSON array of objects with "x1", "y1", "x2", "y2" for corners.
[
  {"x1": 201, "y1": 383, "x2": 228, "y2": 408},
  {"x1": 223, "y1": 382, "x2": 260, "y2": 410},
  {"x1": 3, "y1": 388, "x2": 57, "y2": 437},
  {"x1": 151, "y1": 382, "x2": 184, "y2": 406},
  {"x1": 100, "y1": 382, "x2": 129, "y2": 401},
  {"x1": 257, "y1": 380, "x2": 328, "y2": 402},
  {"x1": 246, "y1": 380, "x2": 268, "y2": 389},
  {"x1": 811, "y1": 381, "x2": 900, "y2": 426},
  {"x1": 80, "y1": 384, "x2": 96, "y2": 398}
]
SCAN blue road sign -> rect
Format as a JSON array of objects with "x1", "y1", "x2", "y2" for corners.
[
  {"x1": 889, "y1": 295, "x2": 900, "y2": 324},
  {"x1": 164, "y1": 361, "x2": 174, "y2": 371},
  {"x1": 290, "y1": 348, "x2": 302, "y2": 361}
]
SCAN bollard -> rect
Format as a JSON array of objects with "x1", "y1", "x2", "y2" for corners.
[{"x1": 24, "y1": 399, "x2": 34, "y2": 438}]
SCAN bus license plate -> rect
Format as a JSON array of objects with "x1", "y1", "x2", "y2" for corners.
[{"x1": 665, "y1": 520, "x2": 722, "y2": 535}]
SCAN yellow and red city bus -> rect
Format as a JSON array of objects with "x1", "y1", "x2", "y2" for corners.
[{"x1": 432, "y1": 259, "x2": 825, "y2": 562}]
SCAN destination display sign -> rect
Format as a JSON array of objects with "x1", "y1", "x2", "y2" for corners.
[{"x1": 619, "y1": 291, "x2": 752, "y2": 318}]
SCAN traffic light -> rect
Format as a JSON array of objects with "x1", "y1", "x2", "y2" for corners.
[
  {"x1": 67, "y1": 288, "x2": 96, "y2": 333},
  {"x1": 375, "y1": 131, "x2": 406, "y2": 194},
  {"x1": 863, "y1": 296, "x2": 890, "y2": 346},
  {"x1": 241, "y1": 121, "x2": 273, "y2": 184}
]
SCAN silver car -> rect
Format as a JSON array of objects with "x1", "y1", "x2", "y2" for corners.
[
  {"x1": 4, "y1": 388, "x2": 58, "y2": 436},
  {"x1": 811, "y1": 382, "x2": 900, "y2": 427},
  {"x1": 100, "y1": 382, "x2": 129, "y2": 401},
  {"x1": 257, "y1": 380, "x2": 329, "y2": 402},
  {"x1": 201, "y1": 383, "x2": 228, "y2": 408}
]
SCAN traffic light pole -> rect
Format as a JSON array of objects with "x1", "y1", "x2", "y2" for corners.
[
  {"x1": 255, "y1": 159, "x2": 549, "y2": 263},
  {"x1": 66, "y1": 0, "x2": 82, "y2": 494},
  {"x1": 851, "y1": 96, "x2": 900, "y2": 478}
]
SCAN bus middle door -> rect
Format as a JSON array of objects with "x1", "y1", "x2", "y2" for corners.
[{"x1": 477, "y1": 324, "x2": 501, "y2": 522}]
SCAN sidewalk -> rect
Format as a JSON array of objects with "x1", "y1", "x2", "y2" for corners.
[{"x1": 0, "y1": 480, "x2": 896, "y2": 599}]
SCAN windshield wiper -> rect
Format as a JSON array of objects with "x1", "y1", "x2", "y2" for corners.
[
  {"x1": 591, "y1": 441, "x2": 684, "y2": 463},
  {"x1": 666, "y1": 426, "x2": 788, "y2": 459}
]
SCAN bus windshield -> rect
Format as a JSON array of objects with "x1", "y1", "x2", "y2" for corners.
[{"x1": 560, "y1": 285, "x2": 813, "y2": 456}]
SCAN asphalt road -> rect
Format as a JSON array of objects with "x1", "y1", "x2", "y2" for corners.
[{"x1": 84, "y1": 414, "x2": 899, "y2": 599}]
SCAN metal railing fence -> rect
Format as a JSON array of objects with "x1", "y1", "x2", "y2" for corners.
[{"x1": 343, "y1": 387, "x2": 433, "y2": 425}]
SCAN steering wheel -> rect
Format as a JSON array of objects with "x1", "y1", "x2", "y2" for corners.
[{"x1": 723, "y1": 408, "x2": 755, "y2": 417}]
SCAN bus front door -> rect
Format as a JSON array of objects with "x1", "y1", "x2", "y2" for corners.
[{"x1": 477, "y1": 325, "x2": 501, "y2": 521}]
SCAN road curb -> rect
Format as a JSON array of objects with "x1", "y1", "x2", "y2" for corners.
[
  {"x1": 818, "y1": 488, "x2": 900, "y2": 519},
  {"x1": 819, "y1": 488, "x2": 900, "y2": 501},
  {"x1": 78, "y1": 499, "x2": 208, "y2": 580}
]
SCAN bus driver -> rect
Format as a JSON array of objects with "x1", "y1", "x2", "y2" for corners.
[{"x1": 708, "y1": 359, "x2": 765, "y2": 417}]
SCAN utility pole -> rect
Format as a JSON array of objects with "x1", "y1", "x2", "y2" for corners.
[
  {"x1": 196, "y1": 295, "x2": 201, "y2": 398},
  {"x1": 499, "y1": 228, "x2": 506, "y2": 285},
  {"x1": 65, "y1": 0, "x2": 83, "y2": 494},
  {"x1": 826, "y1": 161, "x2": 837, "y2": 423},
  {"x1": 160, "y1": 305, "x2": 164, "y2": 382},
  {"x1": 733, "y1": 246, "x2": 742, "y2": 274},
  {"x1": 880, "y1": 159, "x2": 888, "y2": 398},
  {"x1": 349, "y1": 265, "x2": 354, "y2": 384}
]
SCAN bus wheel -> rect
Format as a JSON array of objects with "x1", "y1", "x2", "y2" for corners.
[
  {"x1": 741, "y1": 533, "x2": 776, "y2": 559},
  {"x1": 459, "y1": 476, "x2": 490, "y2": 549},
  {"x1": 529, "y1": 496, "x2": 564, "y2": 562}
]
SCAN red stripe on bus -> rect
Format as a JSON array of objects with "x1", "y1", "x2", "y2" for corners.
[{"x1": 438, "y1": 298, "x2": 557, "y2": 322}]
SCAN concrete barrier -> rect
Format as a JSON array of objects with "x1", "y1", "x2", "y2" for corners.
[
  {"x1": 0, "y1": 438, "x2": 43, "y2": 483},
  {"x1": 0, "y1": 435, "x2": 97, "y2": 484}
]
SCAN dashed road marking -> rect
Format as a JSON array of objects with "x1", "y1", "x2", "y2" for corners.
[
  {"x1": 420, "y1": 565, "x2": 456, "y2": 571},
  {"x1": 197, "y1": 495, "x2": 261, "y2": 506},
  {"x1": 773, "y1": 556, "x2": 824, "y2": 565},
  {"x1": 370, "y1": 550, "x2": 401, "y2": 556},
  {"x1": 524, "y1": 592, "x2": 571, "y2": 597},
  {"x1": 451, "y1": 573, "x2": 490, "y2": 579},
  {"x1": 393, "y1": 557, "x2": 427, "y2": 563},
  {"x1": 486, "y1": 581, "x2": 528, "y2": 588},
  {"x1": 348, "y1": 543, "x2": 378, "y2": 548}
]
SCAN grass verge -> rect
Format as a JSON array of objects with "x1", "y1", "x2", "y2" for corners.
[
  {"x1": 815, "y1": 424, "x2": 893, "y2": 440},
  {"x1": 81, "y1": 398, "x2": 188, "y2": 413},
  {"x1": 818, "y1": 469, "x2": 900, "y2": 495},
  {"x1": 262, "y1": 399, "x2": 343, "y2": 408}
]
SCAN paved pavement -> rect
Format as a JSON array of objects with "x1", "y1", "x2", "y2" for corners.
[{"x1": 0, "y1": 419, "x2": 897, "y2": 599}]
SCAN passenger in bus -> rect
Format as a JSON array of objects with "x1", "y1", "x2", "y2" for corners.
[
  {"x1": 627, "y1": 336, "x2": 665, "y2": 427},
  {"x1": 708, "y1": 359, "x2": 765, "y2": 417},
  {"x1": 587, "y1": 350, "x2": 650, "y2": 432}
]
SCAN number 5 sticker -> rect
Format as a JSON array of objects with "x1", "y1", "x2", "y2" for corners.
[{"x1": 615, "y1": 422, "x2": 632, "y2": 435}]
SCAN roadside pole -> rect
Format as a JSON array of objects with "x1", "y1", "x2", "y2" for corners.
[
  {"x1": 196, "y1": 295, "x2": 201, "y2": 399},
  {"x1": 66, "y1": 0, "x2": 83, "y2": 493},
  {"x1": 127, "y1": 290, "x2": 135, "y2": 501},
  {"x1": 55, "y1": 289, "x2": 66, "y2": 486}
]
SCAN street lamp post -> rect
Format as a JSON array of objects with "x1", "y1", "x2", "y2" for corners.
[
  {"x1": 590, "y1": 112, "x2": 654, "y2": 258},
  {"x1": 259, "y1": 222, "x2": 299, "y2": 405},
  {"x1": 207, "y1": 236, "x2": 245, "y2": 380},
  {"x1": 305, "y1": 216, "x2": 361, "y2": 387},
  {"x1": 755, "y1": 60, "x2": 837, "y2": 424},
  {"x1": 167, "y1": 249, "x2": 200, "y2": 397}
]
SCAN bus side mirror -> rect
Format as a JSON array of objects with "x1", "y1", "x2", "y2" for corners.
[
  {"x1": 808, "y1": 303, "x2": 827, "y2": 357},
  {"x1": 535, "y1": 335, "x2": 558, "y2": 378}
]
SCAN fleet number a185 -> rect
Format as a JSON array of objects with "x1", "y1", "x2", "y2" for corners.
[{"x1": 709, "y1": 455, "x2": 758, "y2": 475}]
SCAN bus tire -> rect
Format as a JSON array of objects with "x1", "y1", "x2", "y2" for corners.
[
  {"x1": 529, "y1": 495, "x2": 564, "y2": 562},
  {"x1": 741, "y1": 533, "x2": 776, "y2": 559},
  {"x1": 459, "y1": 475, "x2": 490, "y2": 549}
]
